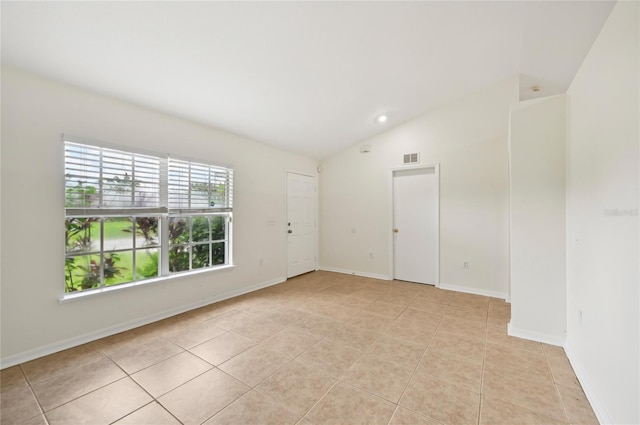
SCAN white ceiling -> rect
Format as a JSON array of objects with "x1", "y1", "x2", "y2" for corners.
[{"x1": 1, "y1": 1, "x2": 614, "y2": 159}]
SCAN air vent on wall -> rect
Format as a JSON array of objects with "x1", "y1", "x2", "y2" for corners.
[{"x1": 403, "y1": 153, "x2": 420, "y2": 165}]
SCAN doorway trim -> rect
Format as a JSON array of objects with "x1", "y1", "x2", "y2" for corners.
[
  {"x1": 285, "y1": 170, "x2": 318, "y2": 278},
  {"x1": 388, "y1": 163, "x2": 440, "y2": 287}
]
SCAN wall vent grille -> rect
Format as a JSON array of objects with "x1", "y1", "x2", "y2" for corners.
[{"x1": 403, "y1": 153, "x2": 420, "y2": 164}]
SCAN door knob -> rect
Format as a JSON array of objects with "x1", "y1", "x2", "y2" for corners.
[{"x1": 393, "y1": 228, "x2": 399, "y2": 233}]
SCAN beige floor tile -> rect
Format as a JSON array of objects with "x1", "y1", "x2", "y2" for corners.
[
  {"x1": 0, "y1": 368, "x2": 42, "y2": 425},
  {"x1": 158, "y1": 368, "x2": 249, "y2": 425},
  {"x1": 437, "y1": 315, "x2": 486, "y2": 340},
  {"x1": 218, "y1": 345, "x2": 288, "y2": 387},
  {"x1": 132, "y1": 351, "x2": 212, "y2": 397},
  {"x1": 486, "y1": 325, "x2": 543, "y2": 353},
  {"x1": 45, "y1": 377, "x2": 152, "y2": 425},
  {"x1": 480, "y1": 395, "x2": 568, "y2": 425},
  {"x1": 542, "y1": 343, "x2": 568, "y2": 360},
  {"x1": 341, "y1": 353, "x2": 414, "y2": 403},
  {"x1": 482, "y1": 368, "x2": 567, "y2": 421},
  {"x1": 484, "y1": 343, "x2": 552, "y2": 380},
  {"x1": 114, "y1": 402, "x2": 181, "y2": 425},
  {"x1": 20, "y1": 414, "x2": 49, "y2": 425},
  {"x1": 389, "y1": 407, "x2": 443, "y2": 425},
  {"x1": 547, "y1": 355, "x2": 582, "y2": 389},
  {"x1": 383, "y1": 291, "x2": 418, "y2": 306},
  {"x1": 334, "y1": 295, "x2": 376, "y2": 310},
  {"x1": 204, "y1": 390, "x2": 299, "y2": 425},
  {"x1": 21, "y1": 343, "x2": 104, "y2": 383},
  {"x1": 305, "y1": 382, "x2": 396, "y2": 425},
  {"x1": 101, "y1": 337, "x2": 184, "y2": 374},
  {"x1": 259, "y1": 327, "x2": 322, "y2": 359},
  {"x1": 556, "y1": 384, "x2": 599, "y2": 425},
  {"x1": 230, "y1": 315, "x2": 287, "y2": 342},
  {"x1": 256, "y1": 361, "x2": 336, "y2": 417},
  {"x1": 396, "y1": 308, "x2": 443, "y2": 328},
  {"x1": 450, "y1": 293, "x2": 490, "y2": 309},
  {"x1": 324, "y1": 323, "x2": 380, "y2": 352},
  {"x1": 208, "y1": 309, "x2": 257, "y2": 330},
  {"x1": 1, "y1": 366, "x2": 26, "y2": 389},
  {"x1": 417, "y1": 349, "x2": 483, "y2": 392},
  {"x1": 91, "y1": 327, "x2": 158, "y2": 352},
  {"x1": 445, "y1": 305, "x2": 488, "y2": 322},
  {"x1": 384, "y1": 319, "x2": 436, "y2": 346},
  {"x1": 293, "y1": 315, "x2": 344, "y2": 339},
  {"x1": 367, "y1": 334, "x2": 426, "y2": 369},
  {"x1": 31, "y1": 356, "x2": 126, "y2": 411},
  {"x1": 347, "y1": 310, "x2": 394, "y2": 333},
  {"x1": 400, "y1": 374, "x2": 480, "y2": 425},
  {"x1": 263, "y1": 307, "x2": 315, "y2": 326},
  {"x1": 296, "y1": 339, "x2": 362, "y2": 379},
  {"x1": 188, "y1": 300, "x2": 238, "y2": 322},
  {"x1": 165, "y1": 319, "x2": 226, "y2": 349},
  {"x1": 407, "y1": 298, "x2": 448, "y2": 315},
  {"x1": 415, "y1": 289, "x2": 454, "y2": 305},
  {"x1": 363, "y1": 300, "x2": 406, "y2": 319},
  {"x1": 189, "y1": 331, "x2": 255, "y2": 365},
  {"x1": 428, "y1": 330, "x2": 485, "y2": 364}
]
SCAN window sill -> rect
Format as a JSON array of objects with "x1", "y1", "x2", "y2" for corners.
[{"x1": 59, "y1": 264, "x2": 236, "y2": 303}]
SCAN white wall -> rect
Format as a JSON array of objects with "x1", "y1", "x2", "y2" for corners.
[
  {"x1": 565, "y1": 1, "x2": 639, "y2": 423},
  {"x1": 508, "y1": 95, "x2": 566, "y2": 345},
  {"x1": 0, "y1": 68, "x2": 318, "y2": 366},
  {"x1": 319, "y1": 77, "x2": 518, "y2": 298}
]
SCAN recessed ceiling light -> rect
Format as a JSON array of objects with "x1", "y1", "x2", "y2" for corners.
[{"x1": 376, "y1": 114, "x2": 388, "y2": 123}]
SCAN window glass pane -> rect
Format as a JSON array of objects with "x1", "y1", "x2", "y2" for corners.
[
  {"x1": 212, "y1": 242, "x2": 226, "y2": 266},
  {"x1": 67, "y1": 254, "x2": 101, "y2": 292},
  {"x1": 102, "y1": 149, "x2": 134, "y2": 208},
  {"x1": 192, "y1": 216, "x2": 210, "y2": 243},
  {"x1": 103, "y1": 217, "x2": 134, "y2": 251},
  {"x1": 135, "y1": 217, "x2": 160, "y2": 247},
  {"x1": 169, "y1": 217, "x2": 189, "y2": 244},
  {"x1": 192, "y1": 243, "x2": 210, "y2": 269},
  {"x1": 136, "y1": 249, "x2": 159, "y2": 279},
  {"x1": 211, "y1": 215, "x2": 226, "y2": 241},
  {"x1": 104, "y1": 251, "x2": 131, "y2": 286},
  {"x1": 65, "y1": 218, "x2": 100, "y2": 254},
  {"x1": 169, "y1": 245, "x2": 190, "y2": 272}
]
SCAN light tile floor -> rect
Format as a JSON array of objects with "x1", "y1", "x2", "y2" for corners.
[{"x1": 1, "y1": 271, "x2": 599, "y2": 425}]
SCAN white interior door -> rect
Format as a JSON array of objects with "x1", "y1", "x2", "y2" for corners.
[
  {"x1": 393, "y1": 167, "x2": 438, "y2": 284},
  {"x1": 287, "y1": 172, "x2": 316, "y2": 278}
]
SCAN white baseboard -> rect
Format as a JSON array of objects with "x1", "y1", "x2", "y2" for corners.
[
  {"x1": 0, "y1": 276, "x2": 286, "y2": 369},
  {"x1": 507, "y1": 322, "x2": 566, "y2": 347},
  {"x1": 438, "y1": 282, "x2": 507, "y2": 300},
  {"x1": 317, "y1": 266, "x2": 391, "y2": 281},
  {"x1": 564, "y1": 343, "x2": 613, "y2": 425}
]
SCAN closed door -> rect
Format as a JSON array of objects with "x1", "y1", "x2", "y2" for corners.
[
  {"x1": 287, "y1": 172, "x2": 316, "y2": 278},
  {"x1": 393, "y1": 167, "x2": 438, "y2": 284}
]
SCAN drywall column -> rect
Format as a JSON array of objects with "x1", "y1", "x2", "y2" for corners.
[
  {"x1": 565, "y1": 2, "x2": 639, "y2": 423},
  {"x1": 509, "y1": 94, "x2": 566, "y2": 345}
]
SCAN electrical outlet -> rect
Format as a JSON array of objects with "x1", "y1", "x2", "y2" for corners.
[{"x1": 463, "y1": 261, "x2": 469, "y2": 269}]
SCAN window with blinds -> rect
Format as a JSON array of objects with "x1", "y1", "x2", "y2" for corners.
[{"x1": 63, "y1": 137, "x2": 233, "y2": 295}]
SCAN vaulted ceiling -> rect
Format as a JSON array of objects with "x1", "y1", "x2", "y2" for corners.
[{"x1": 1, "y1": 1, "x2": 614, "y2": 159}]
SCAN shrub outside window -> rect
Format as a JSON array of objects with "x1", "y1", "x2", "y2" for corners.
[{"x1": 64, "y1": 137, "x2": 233, "y2": 294}]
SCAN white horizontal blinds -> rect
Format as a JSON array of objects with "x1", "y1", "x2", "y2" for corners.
[
  {"x1": 65, "y1": 141, "x2": 167, "y2": 216},
  {"x1": 168, "y1": 158, "x2": 233, "y2": 213}
]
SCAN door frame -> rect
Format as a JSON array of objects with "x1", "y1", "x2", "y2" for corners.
[
  {"x1": 285, "y1": 170, "x2": 318, "y2": 278},
  {"x1": 388, "y1": 163, "x2": 440, "y2": 287}
]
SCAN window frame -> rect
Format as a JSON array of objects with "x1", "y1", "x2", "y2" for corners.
[{"x1": 62, "y1": 135, "x2": 234, "y2": 300}]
